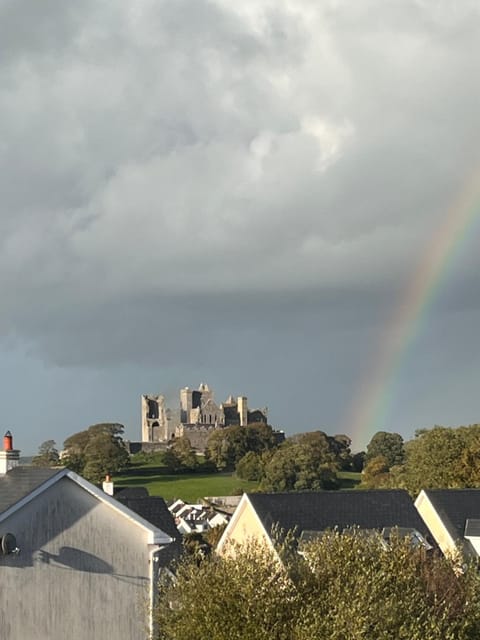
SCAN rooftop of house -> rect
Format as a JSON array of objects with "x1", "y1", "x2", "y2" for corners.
[
  {"x1": 116, "y1": 492, "x2": 183, "y2": 566},
  {"x1": 246, "y1": 489, "x2": 432, "y2": 540},
  {"x1": 0, "y1": 466, "x2": 64, "y2": 515},
  {"x1": 419, "y1": 488, "x2": 480, "y2": 544}
]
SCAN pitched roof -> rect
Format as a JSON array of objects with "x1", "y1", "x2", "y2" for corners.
[
  {"x1": 0, "y1": 466, "x2": 64, "y2": 514},
  {"x1": 0, "y1": 467, "x2": 173, "y2": 545},
  {"x1": 116, "y1": 494, "x2": 182, "y2": 566},
  {"x1": 114, "y1": 486, "x2": 150, "y2": 500},
  {"x1": 247, "y1": 490, "x2": 431, "y2": 539},
  {"x1": 420, "y1": 489, "x2": 480, "y2": 543}
]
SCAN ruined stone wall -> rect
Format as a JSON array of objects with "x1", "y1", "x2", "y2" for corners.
[{"x1": 177, "y1": 424, "x2": 218, "y2": 452}]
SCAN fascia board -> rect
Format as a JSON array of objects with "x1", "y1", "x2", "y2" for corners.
[{"x1": 414, "y1": 490, "x2": 457, "y2": 555}]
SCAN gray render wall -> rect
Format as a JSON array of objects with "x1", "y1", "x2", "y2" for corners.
[{"x1": 0, "y1": 477, "x2": 152, "y2": 640}]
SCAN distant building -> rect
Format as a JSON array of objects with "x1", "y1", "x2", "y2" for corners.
[{"x1": 141, "y1": 383, "x2": 268, "y2": 451}]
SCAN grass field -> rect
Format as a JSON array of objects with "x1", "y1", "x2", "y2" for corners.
[
  {"x1": 114, "y1": 469, "x2": 258, "y2": 502},
  {"x1": 114, "y1": 457, "x2": 361, "y2": 502}
]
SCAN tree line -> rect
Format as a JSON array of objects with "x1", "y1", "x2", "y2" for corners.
[
  {"x1": 360, "y1": 424, "x2": 480, "y2": 494},
  {"x1": 33, "y1": 420, "x2": 480, "y2": 494}
]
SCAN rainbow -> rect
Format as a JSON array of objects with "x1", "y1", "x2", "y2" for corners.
[{"x1": 345, "y1": 173, "x2": 480, "y2": 449}]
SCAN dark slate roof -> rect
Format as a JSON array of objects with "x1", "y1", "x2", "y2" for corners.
[
  {"x1": 114, "y1": 486, "x2": 149, "y2": 499},
  {"x1": 0, "y1": 466, "x2": 64, "y2": 514},
  {"x1": 247, "y1": 490, "x2": 432, "y2": 539},
  {"x1": 116, "y1": 494, "x2": 182, "y2": 567},
  {"x1": 422, "y1": 489, "x2": 480, "y2": 543}
]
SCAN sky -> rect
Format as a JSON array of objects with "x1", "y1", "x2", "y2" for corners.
[{"x1": 2, "y1": 0, "x2": 480, "y2": 454}]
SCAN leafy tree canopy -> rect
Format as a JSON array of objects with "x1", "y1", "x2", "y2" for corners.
[
  {"x1": 259, "y1": 441, "x2": 339, "y2": 492},
  {"x1": 163, "y1": 437, "x2": 198, "y2": 473},
  {"x1": 206, "y1": 423, "x2": 277, "y2": 471},
  {"x1": 365, "y1": 431, "x2": 405, "y2": 468},
  {"x1": 32, "y1": 440, "x2": 60, "y2": 467},
  {"x1": 62, "y1": 423, "x2": 129, "y2": 483},
  {"x1": 401, "y1": 424, "x2": 480, "y2": 495},
  {"x1": 236, "y1": 450, "x2": 264, "y2": 481}
]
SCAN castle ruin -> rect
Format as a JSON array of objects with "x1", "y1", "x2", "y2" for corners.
[{"x1": 141, "y1": 383, "x2": 268, "y2": 451}]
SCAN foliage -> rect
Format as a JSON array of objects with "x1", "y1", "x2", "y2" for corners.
[
  {"x1": 206, "y1": 423, "x2": 277, "y2": 471},
  {"x1": 62, "y1": 423, "x2": 129, "y2": 483},
  {"x1": 295, "y1": 530, "x2": 480, "y2": 640},
  {"x1": 351, "y1": 450, "x2": 366, "y2": 472},
  {"x1": 163, "y1": 437, "x2": 198, "y2": 473},
  {"x1": 235, "y1": 451, "x2": 264, "y2": 481},
  {"x1": 359, "y1": 455, "x2": 391, "y2": 488},
  {"x1": 401, "y1": 425, "x2": 480, "y2": 495},
  {"x1": 156, "y1": 541, "x2": 299, "y2": 640},
  {"x1": 204, "y1": 523, "x2": 227, "y2": 548},
  {"x1": 155, "y1": 532, "x2": 480, "y2": 640},
  {"x1": 182, "y1": 531, "x2": 211, "y2": 561},
  {"x1": 259, "y1": 441, "x2": 339, "y2": 492},
  {"x1": 32, "y1": 440, "x2": 60, "y2": 467},
  {"x1": 366, "y1": 431, "x2": 405, "y2": 468}
]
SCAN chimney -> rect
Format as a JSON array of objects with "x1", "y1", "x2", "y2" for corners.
[
  {"x1": 102, "y1": 474, "x2": 114, "y2": 496},
  {"x1": 0, "y1": 431, "x2": 20, "y2": 474}
]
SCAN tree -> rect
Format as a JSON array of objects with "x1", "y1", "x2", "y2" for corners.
[
  {"x1": 206, "y1": 425, "x2": 247, "y2": 470},
  {"x1": 206, "y1": 424, "x2": 278, "y2": 471},
  {"x1": 329, "y1": 434, "x2": 353, "y2": 470},
  {"x1": 366, "y1": 431, "x2": 405, "y2": 468},
  {"x1": 32, "y1": 440, "x2": 60, "y2": 467},
  {"x1": 351, "y1": 450, "x2": 366, "y2": 472},
  {"x1": 155, "y1": 531, "x2": 480, "y2": 640},
  {"x1": 401, "y1": 425, "x2": 480, "y2": 495},
  {"x1": 259, "y1": 442, "x2": 339, "y2": 492},
  {"x1": 163, "y1": 437, "x2": 198, "y2": 473},
  {"x1": 155, "y1": 541, "x2": 299, "y2": 640},
  {"x1": 359, "y1": 455, "x2": 390, "y2": 488},
  {"x1": 236, "y1": 451, "x2": 264, "y2": 481},
  {"x1": 245, "y1": 422, "x2": 277, "y2": 453},
  {"x1": 62, "y1": 423, "x2": 129, "y2": 483}
]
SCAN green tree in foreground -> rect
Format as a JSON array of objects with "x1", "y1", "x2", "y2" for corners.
[
  {"x1": 32, "y1": 440, "x2": 60, "y2": 467},
  {"x1": 62, "y1": 423, "x2": 129, "y2": 483},
  {"x1": 155, "y1": 532, "x2": 480, "y2": 640}
]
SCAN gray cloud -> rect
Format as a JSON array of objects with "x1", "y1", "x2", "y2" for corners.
[{"x1": 1, "y1": 0, "x2": 480, "y2": 451}]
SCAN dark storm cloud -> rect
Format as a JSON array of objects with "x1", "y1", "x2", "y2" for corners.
[{"x1": 1, "y1": 1, "x2": 480, "y2": 450}]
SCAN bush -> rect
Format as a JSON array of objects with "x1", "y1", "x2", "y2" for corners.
[{"x1": 155, "y1": 530, "x2": 480, "y2": 640}]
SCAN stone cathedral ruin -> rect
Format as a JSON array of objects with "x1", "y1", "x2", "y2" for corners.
[{"x1": 141, "y1": 383, "x2": 268, "y2": 451}]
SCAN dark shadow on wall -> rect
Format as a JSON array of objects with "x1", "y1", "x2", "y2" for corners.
[{"x1": 36, "y1": 547, "x2": 113, "y2": 574}]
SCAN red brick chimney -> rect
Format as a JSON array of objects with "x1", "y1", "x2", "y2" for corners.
[{"x1": 0, "y1": 431, "x2": 20, "y2": 474}]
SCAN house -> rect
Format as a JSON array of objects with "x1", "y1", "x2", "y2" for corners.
[
  {"x1": 168, "y1": 499, "x2": 229, "y2": 535},
  {"x1": 217, "y1": 490, "x2": 433, "y2": 555},
  {"x1": 415, "y1": 488, "x2": 480, "y2": 558},
  {"x1": 0, "y1": 433, "x2": 176, "y2": 640},
  {"x1": 115, "y1": 486, "x2": 183, "y2": 568}
]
